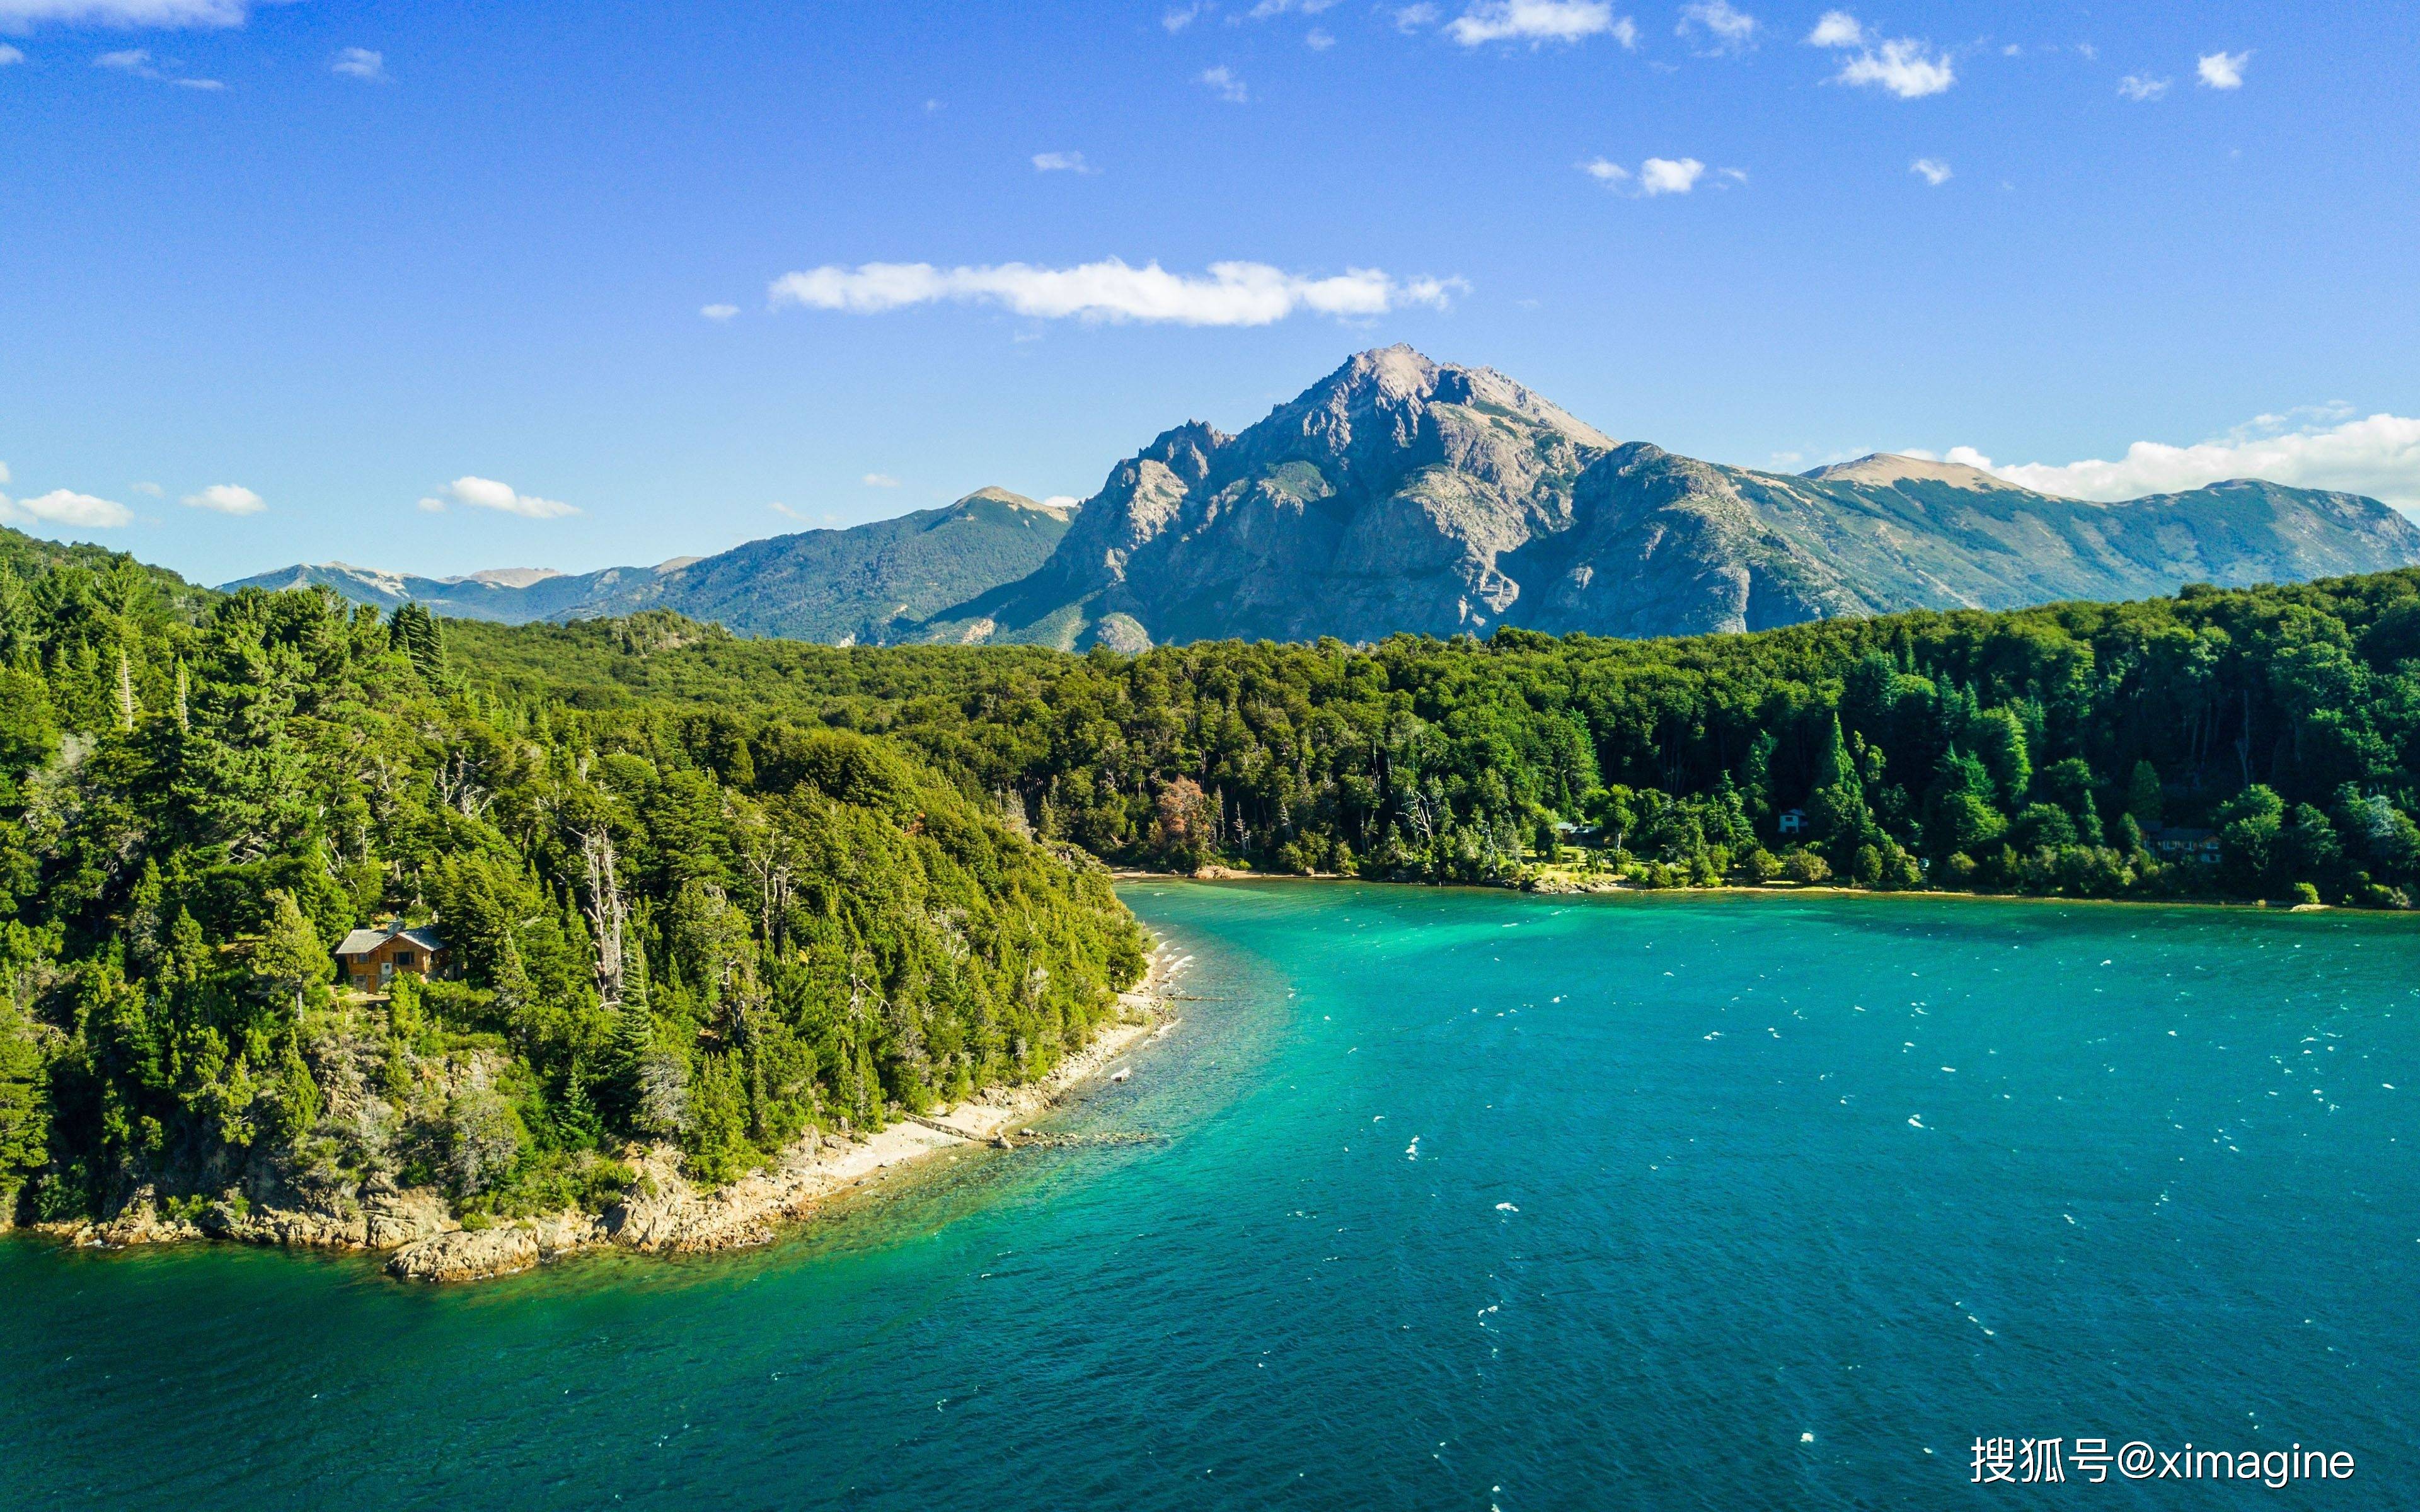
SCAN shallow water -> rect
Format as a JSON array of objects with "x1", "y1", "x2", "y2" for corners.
[{"x1": 4, "y1": 883, "x2": 2416, "y2": 1508}]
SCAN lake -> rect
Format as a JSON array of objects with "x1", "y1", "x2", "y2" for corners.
[{"x1": 4, "y1": 882, "x2": 2415, "y2": 1508}]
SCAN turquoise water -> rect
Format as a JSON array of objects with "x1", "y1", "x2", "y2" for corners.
[{"x1": 5, "y1": 882, "x2": 2417, "y2": 1509}]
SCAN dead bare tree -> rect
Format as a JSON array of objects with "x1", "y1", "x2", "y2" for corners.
[
  {"x1": 579, "y1": 825, "x2": 628, "y2": 1009},
  {"x1": 740, "y1": 832, "x2": 795, "y2": 944},
  {"x1": 433, "y1": 750, "x2": 492, "y2": 820}
]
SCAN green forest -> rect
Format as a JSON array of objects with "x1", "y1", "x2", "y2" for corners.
[
  {"x1": 443, "y1": 565, "x2": 2420, "y2": 906},
  {"x1": 0, "y1": 534, "x2": 1147, "y2": 1232},
  {"x1": 7, "y1": 520, "x2": 2420, "y2": 1234}
]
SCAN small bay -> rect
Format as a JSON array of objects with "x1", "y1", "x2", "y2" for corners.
[{"x1": 4, "y1": 881, "x2": 2414, "y2": 1508}]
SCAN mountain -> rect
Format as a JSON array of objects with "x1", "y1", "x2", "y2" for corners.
[
  {"x1": 556, "y1": 487, "x2": 1073, "y2": 643},
  {"x1": 224, "y1": 350, "x2": 2420, "y2": 650},
  {"x1": 911, "y1": 347, "x2": 2420, "y2": 648},
  {"x1": 224, "y1": 488, "x2": 1074, "y2": 642},
  {"x1": 219, "y1": 561, "x2": 614, "y2": 622}
]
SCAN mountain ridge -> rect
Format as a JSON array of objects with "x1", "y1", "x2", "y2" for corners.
[
  {"x1": 224, "y1": 488, "x2": 1074, "y2": 641},
  {"x1": 226, "y1": 347, "x2": 2420, "y2": 648},
  {"x1": 909, "y1": 347, "x2": 2420, "y2": 648}
]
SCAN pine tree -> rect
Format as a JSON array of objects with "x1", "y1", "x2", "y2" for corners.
[
  {"x1": 1808, "y1": 714, "x2": 1874, "y2": 870},
  {"x1": 491, "y1": 931, "x2": 535, "y2": 1019},
  {"x1": 390, "y1": 603, "x2": 449, "y2": 689},
  {"x1": 253, "y1": 890, "x2": 331, "y2": 1015},
  {"x1": 2126, "y1": 760, "x2": 2164, "y2": 828}
]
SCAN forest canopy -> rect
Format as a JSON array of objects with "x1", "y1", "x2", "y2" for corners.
[{"x1": 444, "y1": 569, "x2": 2420, "y2": 907}]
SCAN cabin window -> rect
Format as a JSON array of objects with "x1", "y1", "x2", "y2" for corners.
[{"x1": 395, "y1": 951, "x2": 415, "y2": 968}]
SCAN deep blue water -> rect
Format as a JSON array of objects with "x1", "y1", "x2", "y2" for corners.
[{"x1": 4, "y1": 883, "x2": 2416, "y2": 1509}]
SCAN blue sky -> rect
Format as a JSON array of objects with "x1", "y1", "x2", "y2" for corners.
[{"x1": 3, "y1": 0, "x2": 2417, "y2": 584}]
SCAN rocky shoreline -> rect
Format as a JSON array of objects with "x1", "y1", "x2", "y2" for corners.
[{"x1": 39, "y1": 946, "x2": 1182, "y2": 1284}]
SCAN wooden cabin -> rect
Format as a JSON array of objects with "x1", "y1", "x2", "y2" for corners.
[{"x1": 335, "y1": 923, "x2": 451, "y2": 992}]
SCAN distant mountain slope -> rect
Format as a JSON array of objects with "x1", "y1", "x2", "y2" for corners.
[
  {"x1": 1501, "y1": 446, "x2": 2420, "y2": 637},
  {"x1": 561, "y1": 488, "x2": 1073, "y2": 643},
  {"x1": 913, "y1": 347, "x2": 2420, "y2": 648},
  {"x1": 219, "y1": 561, "x2": 599, "y2": 622},
  {"x1": 224, "y1": 488, "x2": 1073, "y2": 642}
]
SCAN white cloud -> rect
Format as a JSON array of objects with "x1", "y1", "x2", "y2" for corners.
[
  {"x1": 1447, "y1": 0, "x2": 1633, "y2": 47},
  {"x1": 1676, "y1": 0, "x2": 1754, "y2": 52},
  {"x1": 1833, "y1": 37, "x2": 1952, "y2": 96},
  {"x1": 1306, "y1": 26, "x2": 1335, "y2": 49},
  {"x1": 1197, "y1": 64, "x2": 1247, "y2": 101},
  {"x1": 1393, "y1": 2, "x2": 1439, "y2": 28},
  {"x1": 182, "y1": 483, "x2": 263, "y2": 515},
  {"x1": 770, "y1": 257, "x2": 1465, "y2": 327},
  {"x1": 1582, "y1": 156, "x2": 1706, "y2": 196},
  {"x1": 0, "y1": 0, "x2": 260, "y2": 28},
  {"x1": 1031, "y1": 150, "x2": 1098, "y2": 174},
  {"x1": 862, "y1": 473, "x2": 901, "y2": 488},
  {"x1": 1639, "y1": 156, "x2": 1704, "y2": 194},
  {"x1": 1910, "y1": 156, "x2": 1950, "y2": 186},
  {"x1": 417, "y1": 476, "x2": 578, "y2": 519},
  {"x1": 2197, "y1": 49, "x2": 2248, "y2": 89},
  {"x1": 768, "y1": 501, "x2": 806, "y2": 520},
  {"x1": 0, "y1": 43, "x2": 21, "y2": 62},
  {"x1": 130, "y1": 480, "x2": 162, "y2": 495},
  {"x1": 0, "y1": 488, "x2": 132, "y2": 530},
  {"x1": 92, "y1": 44, "x2": 218, "y2": 86},
  {"x1": 1806, "y1": 12, "x2": 1952, "y2": 97},
  {"x1": 1947, "y1": 411, "x2": 2420, "y2": 512},
  {"x1": 1162, "y1": 2, "x2": 1205, "y2": 30},
  {"x1": 2116, "y1": 73, "x2": 2169, "y2": 101},
  {"x1": 0, "y1": 462, "x2": 9, "y2": 483},
  {"x1": 1247, "y1": 0, "x2": 1335, "y2": 15},
  {"x1": 700, "y1": 302, "x2": 739, "y2": 321},
  {"x1": 1042, "y1": 495, "x2": 1081, "y2": 510},
  {"x1": 331, "y1": 46, "x2": 382, "y2": 80}
]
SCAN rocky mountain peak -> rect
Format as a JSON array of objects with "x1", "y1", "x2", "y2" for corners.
[
  {"x1": 1283, "y1": 345, "x2": 1616, "y2": 453},
  {"x1": 1803, "y1": 452, "x2": 2044, "y2": 495},
  {"x1": 458, "y1": 566, "x2": 565, "y2": 588}
]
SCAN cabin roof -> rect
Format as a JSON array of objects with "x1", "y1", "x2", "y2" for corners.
[{"x1": 335, "y1": 923, "x2": 446, "y2": 957}]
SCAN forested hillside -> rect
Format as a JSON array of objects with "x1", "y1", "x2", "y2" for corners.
[
  {"x1": 447, "y1": 570, "x2": 2420, "y2": 907},
  {"x1": 0, "y1": 541, "x2": 1145, "y2": 1232}
]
